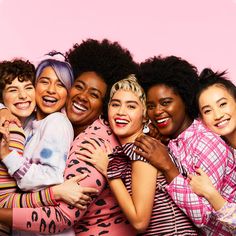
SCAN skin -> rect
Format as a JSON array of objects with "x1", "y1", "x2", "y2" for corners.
[
  {"x1": 188, "y1": 84, "x2": 236, "y2": 211},
  {"x1": 77, "y1": 89, "x2": 157, "y2": 232},
  {"x1": 135, "y1": 84, "x2": 193, "y2": 183},
  {"x1": 66, "y1": 71, "x2": 107, "y2": 136},
  {"x1": 108, "y1": 90, "x2": 145, "y2": 144},
  {"x1": 35, "y1": 66, "x2": 68, "y2": 120},
  {"x1": 199, "y1": 84, "x2": 236, "y2": 148},
  {"x1": 2, "y1": 78, "x2": 35, "y2": 124}
]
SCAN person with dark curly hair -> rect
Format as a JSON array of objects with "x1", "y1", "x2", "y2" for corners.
[
  {"x1": 134, "y1": 56, "x2": 236, "y2": 235},
  {"x1": 0, "y1": 39, "x2": 138, "y2": 236}
]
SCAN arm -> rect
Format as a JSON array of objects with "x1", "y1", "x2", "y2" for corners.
[
  {"x1": 166, "y1": 136, "x2": 234, "y2": 227},
  {"x1": 188, "y1": 168, "x2": 226, "y2": 211},
  {"x1": 1, "y1": 136, "x2": 107, "y2": 233},
  {"x1": 134, "y1": 135, "x2": 179, "y2": 183},
  {"x1": 77, "y1": 139, "x2": 158, "y2": 232},
  {"x1": 109, "y1": 160, "x2": 157, "y2": 232},
  {"x1": 135, "y1": 133, "x2": 235, "y2": 227},
  {"x1": 2, "y1": 113, "x2": 74, "y2": 191}
]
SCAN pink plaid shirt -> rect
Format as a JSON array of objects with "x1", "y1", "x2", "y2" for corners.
[{"x1": 166, "y1": 119, "x2": 236, "y2": 236}]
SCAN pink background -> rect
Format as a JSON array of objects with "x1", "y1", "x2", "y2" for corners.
[{"x1": 0, "y1": 0, "x2": 235, "y2": 82}]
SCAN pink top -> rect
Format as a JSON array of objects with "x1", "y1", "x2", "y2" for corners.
[
  {"x1": 13, "y1": 118, "x2": 136, "y2": 236},
  {"x1": 166, "y1": 119, "x2": 236, "y2": 235}
]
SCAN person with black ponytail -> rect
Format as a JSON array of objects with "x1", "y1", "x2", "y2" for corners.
[{"x1": 188, "y1": 68, "x2": 236, "y2": 233}]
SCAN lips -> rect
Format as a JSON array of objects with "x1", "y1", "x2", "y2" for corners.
[
  {"x1": 15, "y1": 101, "x2": 32, "y2": 110},
  {"x1": 215, "y1": 119, "x2": 230, "y2": 128},
  {"x1": 42, "y1": 96, "x2": 58, "y2": 106},
  {"x1": 155, "y1": 117, "x2": 170, "y2": 128},
  {"x1": 71, "y1": 101, "x2": 88, "y2": 114}
]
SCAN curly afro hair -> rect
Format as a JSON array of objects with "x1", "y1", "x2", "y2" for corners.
[
  {"x1": 0, "y1": 59, "x2": 35, "y2": 103},
  {"x1": 66, "y1": 38, "x2": 138, "y2": 117},
  {"x1": 139, "y1": 55, "x2": 199, "y2": 120}
]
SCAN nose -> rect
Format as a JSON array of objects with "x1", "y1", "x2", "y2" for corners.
[
  {"x1": 213, "y1": 109, "x2": 224, "y2": 120},
  {"x1": 77, "y1": 90, "x2": 88, "y2": 102},
  {"x1": 47, "y1": 83, "x2": 56, "y2": 94},
  {"x1": 154, "y1": 104, "x2": 164, "y2": 116},
  {"x1": 18, "y1": 89, "x2": 27, "y2": 99},
  {"x1": 117, "y1": 105, "x2": 126, "y2": 115}
]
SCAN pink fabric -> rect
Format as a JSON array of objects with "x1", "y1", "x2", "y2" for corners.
[
  {"x1": 166, "y1": 119, "x2": 236, "y2": 235},
  {"x1": 13, "y1": 119, "x2": 136, "y2": 235}
]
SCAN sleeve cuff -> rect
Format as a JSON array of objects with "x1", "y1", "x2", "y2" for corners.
[{"x1": 2, "y1": 150, "x2": 25, "y2": 175}]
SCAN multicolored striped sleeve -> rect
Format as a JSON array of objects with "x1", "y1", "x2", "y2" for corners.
[{"x1": 0, "y1": 123, "x2": 58, "y2": 208}]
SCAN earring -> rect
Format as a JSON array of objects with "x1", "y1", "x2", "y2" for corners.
[{"x1": 143, "y1": 123, "x2": 150, "y2": 134}]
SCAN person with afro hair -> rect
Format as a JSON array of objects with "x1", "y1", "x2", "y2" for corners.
[
  {"x1": 134, "y1": 55, "x2": 236, "y2": 235},
  {"x1": 0, "y1": 39, "x2": 138, "y2": 236}
]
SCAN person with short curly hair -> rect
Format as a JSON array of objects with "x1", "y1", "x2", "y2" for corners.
[
  {"x1": 134, "y1": 55, "x2": 236, "y2": 235},
  {"x1": 0, "y1": 39, "x2": 138, "y2": 236}
]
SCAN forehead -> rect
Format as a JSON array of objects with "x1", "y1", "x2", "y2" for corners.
[
  {"x1": 199, "y1": 84, "x2": 234, "y2": 103},
  {"x1": 4, "y1": 77, "x2": 32, "y2": 88},
  {"x1": 75, "y1": 72, "x2": 107, "y2": 90},
  {"x1": 112, "y1": 89, "x2": 140, "y2": 100},
  {"x1": 147, "y1": 84, "x2": 176, "y2": 99}
]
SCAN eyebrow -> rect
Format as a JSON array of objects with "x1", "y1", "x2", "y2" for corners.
[
  {"x1": 201, "y1": 97, "x2": 227, "y2": 111},
  {"x1": 5, "y1": 82, "x2": 33, "y2": 90},
  {"x1": 111, "y1": 98, "x2": 139, "y2": 105}
]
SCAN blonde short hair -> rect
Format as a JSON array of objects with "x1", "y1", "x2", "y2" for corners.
[{"x1": 109, "y1": 74, "x2": 146, "y2": 115}]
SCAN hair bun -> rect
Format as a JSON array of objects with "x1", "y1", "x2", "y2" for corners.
[{"x1": 199, "y1": 68, "x2": 214, "y2": 81}]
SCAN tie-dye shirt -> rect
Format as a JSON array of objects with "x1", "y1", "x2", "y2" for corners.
[{"x1": 2, "y1": 112, "x2": 73, "y2": 191}]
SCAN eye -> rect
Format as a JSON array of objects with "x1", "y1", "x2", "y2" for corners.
[
  {"x1": 90, "y1": 92, "x2": 99, "y2": 99},
  {"x1": 74, "y1": 83, "x2": 83, "y2": 90},
  {"x1": 127, "y1": 104, "x2": 136, "y2": 109},
  {"x1": 38, "y1": 79, "x2": 48, "y2": 85},
  {"x1": 147, "y1": 104, "x2": 155, "y2": 110},
  {"x1": 220, "y1": 102, "x2": 227, "y2": 107},
  {"x1": 26, "y1": 85, "x2": 34, "y2": 90},
  {"x1": 8, "y1": 89, "x2": 17, "y2": 92},
  {"x1": 110, "y1": 102, "x2": 119, "y2": 107},
  {"x1": 57, "y1": 82, "x2": 65, "y2": 88},
  {"x1": 161, "y1": 100, "x2": 171, "y2": 106},
  {"x1": 203, "y1": 109, "x2": 211, "y2": 115}
]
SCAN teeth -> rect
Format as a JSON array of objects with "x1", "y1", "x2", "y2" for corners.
[
  {"x1": 115, "y1": 119, "x2": 128, "y2": 124},
  {"x1": 73, "y1": 102, "x2": 87, "y2": 111},
  {"x1": 216, "y1": 120, "x2": 229, "y2": 127},
  {"x1": 157, "y1": 118, "x2": 169, "y2": 123},
  {"x1": 43, "y1": 96, "x2": 57, "y2": 103},
  {"x1": 15, "y1": 102, "x2": 30, "y2": 109}
]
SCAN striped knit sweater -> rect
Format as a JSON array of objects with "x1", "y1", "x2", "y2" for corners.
[
  {"x1": 0, "y1": 123, "x2": 57, "y2": 236},
  {"x1": 107, "y1": 143, "x2": 199, "y2": 235}
]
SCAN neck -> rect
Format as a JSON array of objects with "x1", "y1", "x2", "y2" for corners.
[
  {"x1": 73, "y1": 124, "x2": 89, "y2": 138},
  {"x1": 119, "y1": 129, "x2": 143, "y2": 145}
]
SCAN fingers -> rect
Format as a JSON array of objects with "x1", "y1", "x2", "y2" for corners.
[
  {"x1": 76, "y1": 154, "x2": 96, "y2": 164},
  {"x1": 82, "y1": 187, "x2": 99, "y2": 194},
  {"x1": 103, "y1": 141, "x2": 112, "y2": 154},
  {"x1": 195, "y1": 168, "x2": 206, "y2": 176},
  {"x1": 72, "y1": 173, "x2": 88, "y2": 182}
]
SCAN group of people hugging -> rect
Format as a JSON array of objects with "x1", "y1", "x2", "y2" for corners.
[{"x1": 0, "y1": 38, "x2": 235, "y2": 236}]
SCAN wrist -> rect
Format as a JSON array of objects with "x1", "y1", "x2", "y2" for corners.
[
  {"x1": 162, "y1": 164, "x2": 180, "y2": 183},
  {"x1": 51, "y1": 185, "x2": 61, "y2": 200}
]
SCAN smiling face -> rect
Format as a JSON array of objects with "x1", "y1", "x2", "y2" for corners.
[
  {"x1": 3, "y1": 78, "x2": 36, "y2": 123},
  {"x1": 66, "y1": 71, "x2": 107, "y2": 134},
  {"x1": 146, "y1": 84, "x2": 192, "y2": 139},
  {"x1": 108, "y1": 89, "x2": 145, "y2": 144},
  {"x1": 35, "y1": 66, "x2": 68, "y2": 120},
  {"x1": 199, "y1": 84, "x2": 236, "y2": 145}
]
